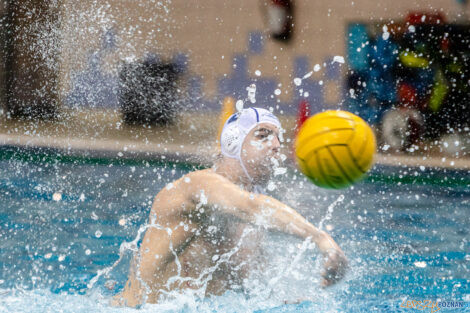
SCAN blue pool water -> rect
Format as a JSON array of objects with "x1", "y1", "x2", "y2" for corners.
[{"x1": 0, "y1": 146, "x2": 469, "y2": 312}]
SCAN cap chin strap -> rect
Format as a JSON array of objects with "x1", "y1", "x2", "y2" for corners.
[
  {"x1": 240, "y1": 158, "x2": 265, "y2": 194},
  {"x1": 236, "y1": 123, "x2": 259, "y2": 186},
  {"x1": 239, "y1": 155, "x2": 253, "y2": 184}
]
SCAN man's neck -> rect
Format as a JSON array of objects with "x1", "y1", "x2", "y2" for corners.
[{"x1": 213, "y1": 157, "x2": 253, "y2": 191}]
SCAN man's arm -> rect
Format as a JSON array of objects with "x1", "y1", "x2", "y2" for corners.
[
  {"x1": 113, "y1": 183, "x2": 195, "y2": 307},
  {"x1": 189, "y1": 171, "x2": 348, "y2": 286}
]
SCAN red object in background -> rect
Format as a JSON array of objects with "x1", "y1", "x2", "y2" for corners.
[
  {"x1": 295, "y1": 100, "x2": 310, "y2": 135},
  {"x1": 406, "y1": 12, "x2": 446, "y2": 25},
  {"x1": 398, "y1": 83, "x2": 418, "y2": 108},
  {"x1": 441, "y1": 37, "x2": 450, "y2": 53}
]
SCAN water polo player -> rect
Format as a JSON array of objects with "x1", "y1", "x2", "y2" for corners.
[{"x1": 114, "y1": 107, "x2": 348, "y2": 307}]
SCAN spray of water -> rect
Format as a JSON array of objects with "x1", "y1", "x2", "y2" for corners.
[{"x1": 318, "y1": 194, "x2": 344, "y2": 231}]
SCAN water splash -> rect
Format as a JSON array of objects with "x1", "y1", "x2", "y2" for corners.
[
  {"x1": 247, "y1": 83, "x2": 257, "y2": 104},
  {"x1": 86, "y1": 217, "x2": 153, "y2": 290},
  {"x1": 262, "y1": 237, "x2": 315, "y2": 300},
  {"x1": 318, "y1": 194, "x2": 344, "y2": 230},
  {"x1": 160, "y1": 227, "x2": 255, "y2": 302}
]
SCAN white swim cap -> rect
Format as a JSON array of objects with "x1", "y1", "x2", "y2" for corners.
[{"x1": 220, "y1": 107, "x2": 281, "y2": 182}]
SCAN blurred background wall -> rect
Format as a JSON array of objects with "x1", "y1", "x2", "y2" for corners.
[
  {"x1": 1, "y1": 0, "x2": 469, "y2": 153},
  {"x1": 55, "y1": 0, "x2": 468, "y2": 112}
]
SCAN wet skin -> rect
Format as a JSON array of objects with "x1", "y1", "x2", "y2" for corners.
[{"x1": 113, "y1": 123, "x2": 348, "y2": 307}]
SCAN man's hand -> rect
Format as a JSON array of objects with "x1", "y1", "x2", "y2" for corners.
[{"x1": 320, "y1": 249, "x2": 348, "y2": 287}]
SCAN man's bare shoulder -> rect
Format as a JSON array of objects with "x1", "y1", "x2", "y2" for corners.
[
  {"x1": 151, "y1": 169, "x2": 228, "y2": 212},
  {"x1": 184, "y1": 168, "x2": 238, "y2": 189}
]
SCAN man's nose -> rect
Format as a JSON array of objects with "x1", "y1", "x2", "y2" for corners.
[{"x1": 271, "y1": 136, "x2": 281, "y2": 153}]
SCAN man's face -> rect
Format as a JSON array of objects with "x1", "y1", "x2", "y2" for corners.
[{"x1": 240, "y1": 123, "x2": 282, "y2": 184}]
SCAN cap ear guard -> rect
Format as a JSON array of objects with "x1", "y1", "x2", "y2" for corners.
[{"x1": 220, "y1": 123, "x2": 240, "y2": 157}]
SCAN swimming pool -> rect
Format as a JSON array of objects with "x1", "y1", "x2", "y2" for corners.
[{"x1": 0, "y1": 146, "x2": 469, "y2": 312}]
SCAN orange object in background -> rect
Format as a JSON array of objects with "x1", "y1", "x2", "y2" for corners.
[{"x1": 217, "y1": 97, "x2": 235, "y2": 143}]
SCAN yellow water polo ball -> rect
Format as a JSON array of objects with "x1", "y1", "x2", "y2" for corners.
[{"x1": 295, "y1": 110, "x2": 376, "y2": 189}]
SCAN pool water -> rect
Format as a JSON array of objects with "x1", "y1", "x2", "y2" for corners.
[{"x1": 0, "y1": 146, "x2": 469, "y2": 312}]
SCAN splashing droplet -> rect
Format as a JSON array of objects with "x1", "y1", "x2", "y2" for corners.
[
  {"x1": 247, "y1": 84, "x2": 257, "y2": 103},
  {"x1": 52, "y1": 193, "x2": 62, "y2": 202},
  {"x1": 332, "y1": 56, "x2": 345, "y2": 64}
]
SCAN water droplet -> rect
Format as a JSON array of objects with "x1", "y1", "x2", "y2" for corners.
[
  {"x1": 302, "y1": 71, "x2": 313, "y2": 79},
  {"x1": 247, "y1": 84, "x2": 257, "y2": 103},
  {"x1": 91, "y1": 212, "x2": 98, "y2": 220},
  {"x1": 333, "y1": 56, "x2": 345, "y2": 64},
  {"x1": 274, "y1": 167, "x2": 287, "y2": 176},
  {"x1": 52, "y1": 193, "x2": 62, "y2": 202},
  {"x1": 267, "y1": 181, "x2": 276, "y2": 191}
]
